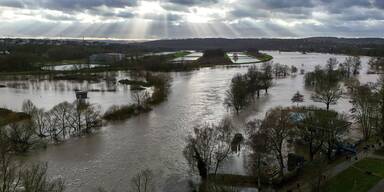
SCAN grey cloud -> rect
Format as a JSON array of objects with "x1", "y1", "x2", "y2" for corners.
[
  {"x1": 0, "y1": 0, "x2": 24, "y2": 8},
  {"x1": 0, "y1": 0, "x2": 138, "y2": 11},
  {"x1": 374, "y1": 0, "x2": 384, "y2": 9},
  {"x1": 262, "y1": 0, "x2": 314, "y2": 9},
  {"x1": 166, "y1": 0, "x2": 219, "y2": 6},
  {"x1": 0, "y1": 0, "x2": 383, "y2": 38}
]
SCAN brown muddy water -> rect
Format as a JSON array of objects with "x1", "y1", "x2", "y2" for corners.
[{"x1": 0, "y1": 51, "x2": 379, "y2": 192}]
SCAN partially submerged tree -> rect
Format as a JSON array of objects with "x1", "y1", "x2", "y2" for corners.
[
  {"x1": 258, "y1": 107, "x2": 294, "y2": 177},
  {"x1": 368, "y1": 57, "x2": 384, "y2": 72},
  {"x1": 183, "y1": 118, "x2": 234, "y2": 180},
  {"x1": 341, "y1": 56, "x2": 361, "y2": 77},
  {"x1": 246, "y1": 65, "x2": 262, "y2": 98},
  {"x1": 311, "y1": 84, "x2": 342, "y2": 111},
  {"x1": 305, "y1": 61, "x2": 343, "y2": 110},
  {"x1": 21, "y1": 163, "x2": 65, "y2": 192},
  {"x1": 49, "y1": 102, "x2": 72, "y2": 140},
  {"x1": 326, "y1": 57, "x2": 339, "y2": 72},
  {"x1": 246, "y1": 120, "x2": 269, "y2": 189},
  {"x1": 131, "y1": 169, "x2": 154, "y2": 192},
  {"x1": 131, "y1": 90, "x2": 150, "y2": 107},
  {"x1": 291, "y1": 91, "x2": 304, "y2": 106},
  {"x1": 7, "y1": 119, "x2": 36, "y2": 153},
  {"x1": 224, "y1": 74, "x2": 250, "y2": 114},
  {"x1": 350, "y1": 84, "x2": 379, "y2": 141},
  {"x1": 1, "y1": 127, "x2": 64, "y2": 192},
  {"x1": 260, "y1": 63, "x2": 273, "y2": 94}
]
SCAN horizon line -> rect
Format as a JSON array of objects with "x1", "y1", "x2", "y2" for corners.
[{"x1": 1, "y1": 36, "x2": 384, "y2": 42}]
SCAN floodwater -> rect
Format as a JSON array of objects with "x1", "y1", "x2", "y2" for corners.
[
  {"x1": 228, "y1": 52, "x2": 260, "y2": 64},
  {"x1": 42, "y1": 64, "x2": 105, "y2": 71},
  {"x1": 172, "y1": 51, "x2": 203, "y2": 62},
  {"x1": 0, "y1": 51, "x2": 379, "y2": 192}
]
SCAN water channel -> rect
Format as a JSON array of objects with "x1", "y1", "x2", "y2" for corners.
[{"x1": 0, "y1": 51, "x2": 379, "y2": 192}]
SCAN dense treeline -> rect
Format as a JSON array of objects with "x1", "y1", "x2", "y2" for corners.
[
  {"x1": 224, "y1": 60, "x2": 302, "y2": 114},
  {"x1": 141, "y1": 37, "x2": 384, "y2": 57},
  {"x1": 1, "y1": 100, "x2": 102, "y2": 149},
  {"x1": 368, "y1": 57, "x2": 384, "y2": 73},
  {"x1": 224, "y1": 64, "x2": 273, "y2": 114},
  {"x1": 127, "y1": 53, "x2": 200, "y2": 72},
  {"x1": 0, "y1": 39, "x2": 145, "y2": 72}
]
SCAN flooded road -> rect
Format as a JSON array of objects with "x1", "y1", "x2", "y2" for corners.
[{"x1": 0, "y1": 52, "x2": 379, "y2": 192}]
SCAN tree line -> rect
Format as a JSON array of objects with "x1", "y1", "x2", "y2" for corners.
[
  {"x1": 224, "y1": 61, "x2": 300, "y2": 114},
  {"x1": 103, "y1": 72, "x2": 171, "y2": 121},
  {"x1": 224, "y1": 64, "x2": 273, "y2": 114},
  {"x1": 183, "y1": 56, "x2": 384, "y2": 191},
  {"x1": 1, "y1": 99, "x2": 102, "y2": 154}
]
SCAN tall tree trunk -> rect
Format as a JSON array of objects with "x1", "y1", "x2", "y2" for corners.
[
  {"x1": 278, "y1": 152, "x2": 285, "y2": 177},
  {"x1": 194, "y1": 147, "x2": 208, "y2": 180},
  {"x1": 309, "y1": 142, "x2": 314, "y2": 161}
]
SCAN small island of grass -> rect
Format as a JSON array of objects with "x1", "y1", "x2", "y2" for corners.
[{"x1": 246, "y1": 50, "x2": 273, "y2": 62}]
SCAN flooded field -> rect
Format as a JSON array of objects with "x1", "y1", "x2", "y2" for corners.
[
  {"x1": 0, "y1": 51, "x2": 379, "y2": 192},
  {"x1": 172, "y1": 51, "x2": 203, "y2": 62},
  {"x1": 42, "y1": 64, "x2": 105, "y2": 71},
  {"x1": 228, "y1": 52, "x2": 260, "y2": 64}
]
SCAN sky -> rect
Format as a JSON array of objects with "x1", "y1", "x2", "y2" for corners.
[{"x1": 0, "y1": 0, "x2": 383, "y2": 39}]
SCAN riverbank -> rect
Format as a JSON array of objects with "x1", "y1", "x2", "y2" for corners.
[
  {"x1": 103, "y1": 72, "x2": 171, "y2": 121},
  {"x1": 0, "y1": 51, "x2": 274, "y2": 78}
]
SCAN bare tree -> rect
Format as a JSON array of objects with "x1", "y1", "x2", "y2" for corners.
[
  {"x1": 7, "y1": 120, "x2": 36, "y2": 153},
  {"x1": 351, "y1": 85, "x2": 378, "y2": 141},
  {"x1": 21, "y1": 163, "x2": 65, "y2": 192},
  {"x1": 1, "y1": 128, "x2": 63, "y2": 192},
  {"x1": 33, "y1": 108, "x2": 48, "y2": 138},
  {"x1": 224, "y1": 74, "x2": 249, "y2": 114},
  {"x1": 131, "y1": 169, "x2": 154, "y2": 192},
  {"x1": 259, "y1": 107, "x2": 294, "y2": 177},
  {"x1": 68, "y1": 102, "x2": 101, "y2": 136},
  {"x1": 311, "y1": 84, "x2": 342, "y2": 111},
  {"x1": 296, "y1": 108, "x2": 327, "y2": 161},
  {"x1": 342, "y1": 56, "x2": 361, "y2": 77},
  {"x1": 246, "y1": 120, "x2": 269, "y2": 189},
  {"x1": 21, "y1": 100, "x2": 37, "y2": 116},
  {"x1": 83, "y1": 104, "x2": 102, "y2": 134},
  {"x1": 0, "y1": 127, "x2": 21, "y2": 192},
  {"x1": 321, "y1": 111, "x2": 349, "y2": 161},
  {"x1": 291, "y1": 91, "x2": 304, "y2": 106},
  {"x1": 351, "y1": 56, "x2": 361, "y2": 75},
  {"x1": 131, "y1": 90, "x2": 150, "y2": 107},
  {"x1": 326, "y1": 57, "x2": 339, "y2": 72},
  {"x1": 50, "y1": 102, "x2": 72, "y2": 140},
  {"x1": 261, "y1": 63, "x2": 273, "y2": 94},
  {"x1": 246, "y1": 65, "x2": 262, "y2": 98},
  {"x1": 183, "y1": 118, "x2": 234, "y2": 180}
]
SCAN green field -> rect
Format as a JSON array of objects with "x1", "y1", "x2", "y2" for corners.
[{"x1": 324, "y1": 158, "x2": 384, "y2": 192}]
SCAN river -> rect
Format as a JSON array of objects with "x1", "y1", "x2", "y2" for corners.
[{"x1": 0, "y1": 51, "x2": 379, "y2": 192}]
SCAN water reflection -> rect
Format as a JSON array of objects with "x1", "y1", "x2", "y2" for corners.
[{"x1": 42, "y1": 64, "x2": 105, "y2": 71}]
